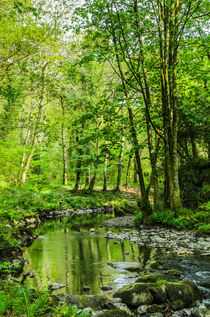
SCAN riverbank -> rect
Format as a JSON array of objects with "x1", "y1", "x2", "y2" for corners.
[{"x1": 0, "y1": 186, "x2": 209, "y2": 316}]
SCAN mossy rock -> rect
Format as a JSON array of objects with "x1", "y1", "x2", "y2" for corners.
[
  {"x1": 113, "y1": 283, "x2": 154, "y2": 307},
  {"x1": 126, "y1": 266, "x2": 141, "y2": 272},
  {"x1": 113, "y1": 279, "x2": 202, "y2": 309},
  {"x1": 95, "y1": 309, "x2": 131, "y2": 317},
  {"x1": 166, "y1": 281, "x2": 202, "y2": 309},
  {"x1": 136, "y1": 272, "x2": 179, "y2": 284},
  {"x1": 56, "y1": 294, "x2": 115, "y2": 310}
]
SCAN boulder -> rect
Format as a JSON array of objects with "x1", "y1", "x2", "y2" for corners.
[
  {"x1": 48, "y1": 283, "x2": 65, "y2": 291},
  {"x1": 113, "y1": 283, "x2": 154, "y2": 307},
  {"x1": 56, "y1": 294, "x2": 117, "y2": 311},
  {"x1": 113, "y1": 275, "x2": 202, "y2": 310}
]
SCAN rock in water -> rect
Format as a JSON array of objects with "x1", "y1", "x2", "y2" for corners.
[
  {"x1": 48, "y1": 283, "x2": 65, "y2": 291},
  {"x1": 113, "y1": 274, "x2": 202, "y2": 309}
]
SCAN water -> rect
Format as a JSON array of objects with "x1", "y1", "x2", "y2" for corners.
[
  {"x1": 23, "y1": 227, "x2": 164, "y2": 294},
  {"x1": 161, "y1": 255, "x2": 210, "y2": 306},
  {"x1": 23, "y1": 226, "x2": 210, "y2": 302}
]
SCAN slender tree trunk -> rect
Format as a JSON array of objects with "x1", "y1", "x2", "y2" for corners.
[
  {"x1": 20, "y1": 64, "x2": 48, "y2": 184},
  {"x1": 109, "y1": 6, "x2": 151, "y2": 212},
  {"x1": 115, "y1": 134, "x2": 125, "y2": 191},
  {"x1": 74, "y1": 135, "x2": 82, "y2": 191},
  {"x1": 191, "y1": 135, "x2": 198, "y2": 159},
  {"x1": 103, "y1": 157, "x2": 107, "y2": 191},
  {"x1": 103, "y1": 141, "x2": 108, "y2": 191},
  {"x1": 125, "y1": 150, "x2": 133, "y2": 189},
  {"x1": 133, "y1": 157, "x2": 138, "y2": 183},
  {"x1": 20, "y1": 100, "x2": 34, "y2": 172},
  {"x1": 89, "y1": 137, "x2": 99, "y2": 191},
  {"x1": 61, "y1": 97, "x2": 68, "y2": 185},
  {"x1": 85, "y1": 172, "x2": 90, "y2": 188}
]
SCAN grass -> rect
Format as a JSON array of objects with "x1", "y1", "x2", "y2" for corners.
[
  {"x1": 150, "y1": 207, "x2": 210, "y2": 233},
  {"x1": 0, "y1": 184, "x2": 139, "y2": 258}
]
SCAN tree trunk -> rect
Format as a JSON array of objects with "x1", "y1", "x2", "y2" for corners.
[
  {"x1": 125, "y1": 149, "x2": 133, "y2": 189},
  {"x1": 61, "y1": 97, "x2": 68, "y2": 185},
  {"x1": 103, "y1": 141, "x2": 108, "y2": 191},
  {"x1": 191, "y1": 135, "x2": 198, "y2": 159},
  {"x1": 20, "y1": 100, "x2": 34, "y2": 175},
  {"x1": 133, "y1": 157, "x2": 138, "y2": 184},
  {"x1": 85, "y1": 172, "x2": 90, "y2": 188},
  {"x1": 158, "y1": 0, "x2": 182, "y2": 211},
  {"x1": 108, "y1": 16, "x2": 151, "y2": 211},
  {"x1": 115, "y1": 134, "x2": 125, "y2": 191},
  {"x1": 74, "y1": 135, "x2": 82, "y2": 191},
  {"x1": 89, "y1": 137, "x2": 99, "y2": 191},
  {"x1": 150, "y1": 136, "x2": 160, "y2": 210},
  {"x1": 20, "y1": 64, "x2": 48, "y2": 184}
]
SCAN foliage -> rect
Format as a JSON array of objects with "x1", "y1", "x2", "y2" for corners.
[
  {"x1": 0, "y1": 282, "x2": 92, "y2": 317},
  {"x1": 156, "y1": 280, "x2": 166, "y2": 286},
  {"x1": 150, "y1": 209, "x2": 210, "y2": 233},
  {"x1": 0, "y1": 262, "x2": 20, "y2": 275},
  {"x1": 0, "y1": 285, "x2": 49, "y2": 316},
  {"x1": 0, "y1": 0, "x2": 208, "y2": 236},
  {"x1": 0, "y1": 223, "x2": 19, "y2": 254},
  {"x1": 50, "y1": 303, "x2": 91, "y2": 317},
  {"x1": 179, "y1": 159, "x2": 210, "y2": 208},
  {"x1": 197, "y1": 224, "x2": 210, "y2": 234},
  {"x1": 134, "y1": 211, "x2": 143, "y2": 223}
]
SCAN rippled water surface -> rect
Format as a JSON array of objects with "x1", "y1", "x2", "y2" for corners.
[{"x1": 23, "y1": 226, "x2": 210, "y2": 300}]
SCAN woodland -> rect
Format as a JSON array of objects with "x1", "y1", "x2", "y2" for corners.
[
  {"x1": 0, "y1": 0, "x2": 209, "y2": 316},
  {"x1": 0, "y1": 0, "x2": 209, "y2": 211}
]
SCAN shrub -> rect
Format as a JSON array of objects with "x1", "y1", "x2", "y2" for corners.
[
  {"x1": 150, "y1": 210, "x2": 175, "y2": 226},
  {"x1": 134, "y1": 211, "x2": 143, "y2": 223},
  {"x1": 197, "y1": 224, "x2": 210, "y2": 234},
  {"x1": 0, "y1": 223, "x2": 19, "y2": 254}
]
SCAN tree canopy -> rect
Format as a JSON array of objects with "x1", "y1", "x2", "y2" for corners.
[{"x1": 0, "y1": 0, "x2": 209, "y2": 213}]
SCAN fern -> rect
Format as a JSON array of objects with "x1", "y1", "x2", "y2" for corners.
[
  {"x1": 29, "y1": 292, "x2": 48, "y2": 316},
  {"x1": 0, "y1": 290, "x2": 9, "y2": 313}
]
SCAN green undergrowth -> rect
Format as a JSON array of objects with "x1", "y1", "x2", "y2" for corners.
[
  {"x1": 0, "y1": 281, "x2": 91, "y2": 317},
  {"x1": 0, "y1": 185, "x2": 137, "y2": 219},
  {"x1": 149, "y1": 207, "x2": 210, "y2": 233},
  {"x1": 0, "y1": 185, "x2": 138, "y2": 257}
]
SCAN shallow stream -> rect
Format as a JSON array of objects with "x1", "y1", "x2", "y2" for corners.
[{"x1": 23, "y1": 225, "x2": 210, "y2": 305}]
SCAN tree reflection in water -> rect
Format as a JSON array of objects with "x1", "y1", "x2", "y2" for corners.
[{"x1": 23, "y1": 227, "x2": 163, "y2": 295}]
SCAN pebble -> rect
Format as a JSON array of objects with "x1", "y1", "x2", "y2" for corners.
[{"x1": 104, "y1": 219, "x2": 210, "y2": 255}]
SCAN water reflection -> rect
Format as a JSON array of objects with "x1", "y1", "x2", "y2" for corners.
[{"x1": 23, "y1": 227, "x2": 162, "y2": 295}]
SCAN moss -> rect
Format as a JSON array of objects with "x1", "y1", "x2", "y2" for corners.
[
  {"x1": 96, "y1": 309, "x2": 130, "y2": 317},
  {"x1": 126, "y1": 266, "x2": 140, "y2": 272},
  {"x1": 156, "y1": 280, "x2": 166, "y2": 286},
  {"x1": 172, "y1": 300, "x2": 184, "y2": 310}
]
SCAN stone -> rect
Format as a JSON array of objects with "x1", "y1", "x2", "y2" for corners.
[
  {"x1": 101, "y1": 286, "x2": 113, "y2": 291},
  {"x1": 57, "y1": 294, "x2": 117, "y2": 311},
  {"x1": 166, "y1": 281, "x2": 202, "y2": 309},
  {"x1": 191, "y1": 306, "x2": 210, "y2": 317},
  {"x1": 48, "y1": 283, "x2": 65, "y2": 291},
  {"x1": 113, "y1": 283, "x2": 154, "y2": 307},
  {"x1": 136, "y1": 305, "x2": 148, "y2": 315},
  {"x1": 89, "y1": 228, "x2": 95, "y2": 233},
  {"x1": 93, "y1": 309, "x2": 131, "y2": 317},
  {"x1": 113, "y1": 277, "x2": 202, "y2": 310}
]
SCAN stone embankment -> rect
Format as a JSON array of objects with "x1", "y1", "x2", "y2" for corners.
[{"x1": 39, "y1": 205, "x2": 114, "y2": 220}]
